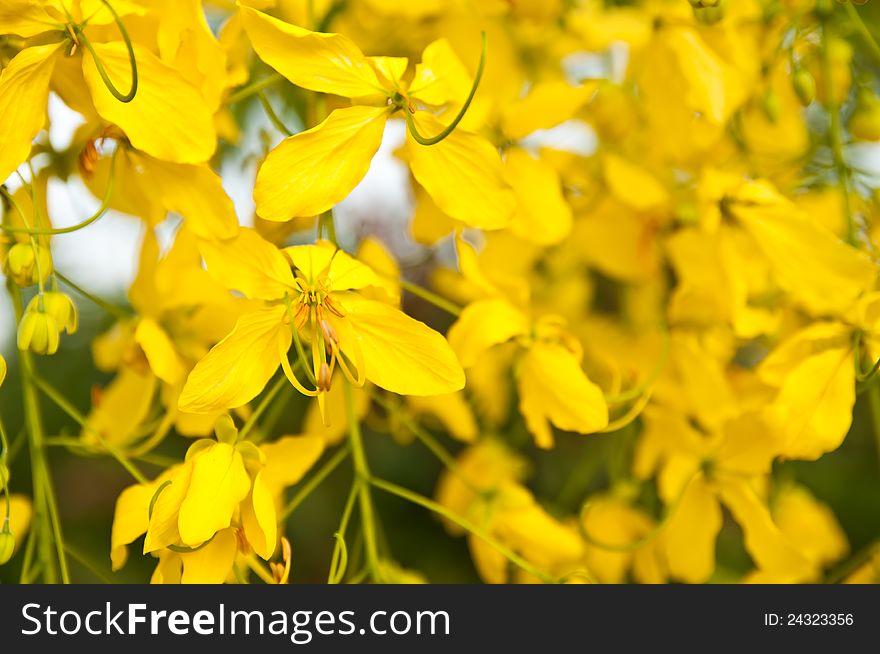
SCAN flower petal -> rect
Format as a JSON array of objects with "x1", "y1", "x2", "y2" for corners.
[
  {"x1": 83, "y1": 42, "x2": 216, "y2": 163},
  {"x1": 337, "y1": 295, "x2": 465, "y2": 396},
  {"x1": 197, "y1": 228, "x2": 294, "y2": 300},
  {"x1": 0, "y1": 44, "x2": 60, "y2": 183},
  {"x1": 406, "y1": 113, "x2": 515, "y2": 229},
  {"x1": 239, "y1": 5, "x2": 384, "y2": 98},
  {"x1": 447, "y1": 298, "x2": 529, "y2": 369},
  {"x1": 178, "y1": 306, "x2": 290, "y2": 413},
  {"x1": 255, "y1": 106, "x2": 388, "y2": 220},
  {"x1": 241, "y1": 471, "x2": 277, "y2": 559},
  {"x1": 178, "y1": 443, "x2": 251, "y2": 546}
]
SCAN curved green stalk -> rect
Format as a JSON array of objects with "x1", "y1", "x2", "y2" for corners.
[
  {"x1": 370, "y1": 476, "x2": 558, "y2": 583},
  {"x1": 0, "y1": 149, "x2": 119, "y2": 237},
  {"x1": 257, "y1": 91, "x2": 294, "y2": 136},
  {"x1": 405, "y1": 31, "x2": 487, "y2": 146},
  {"x1": 75, "y1": 0, "x2": 138, "y2": 103}
]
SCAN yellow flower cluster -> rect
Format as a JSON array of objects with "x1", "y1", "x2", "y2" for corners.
[{"x1": 1, "y1": 0, "x2": 880, "y2": 584}]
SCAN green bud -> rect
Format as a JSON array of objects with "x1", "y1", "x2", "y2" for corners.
[
  {"x1": 3, "y1": 242, "x2": 53, "y2": 288},
  {"x1": 27, "y1": 291, "x2": 78, "y2": 335},
  {"x1": 17, "y1": 309, "x2": 61, "y2": 356},
  {"x1": 761, "y1": 88, "x2": 781, "y2": 123},
  {"x1": 792, "y1": 69, "x2": 816, "y2": 106},
  {"x1": 0, "y1": 523, "x2": 14, "y2": 566}
]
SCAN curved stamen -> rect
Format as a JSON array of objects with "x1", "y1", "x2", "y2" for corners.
[
  {"x1": 404, "y1": 31, "x2": 487, "y2": 146},
  {"x1": 279, "y1": 335, "x2": 319, "y2": 397}
]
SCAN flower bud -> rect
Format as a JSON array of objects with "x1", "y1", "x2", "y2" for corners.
[
  {"x1": 792, "y1": 68, "x2": 816, "y2": 106},
  {"x1": 0, "y1": 525, "x2": 14, "y2": 565},
  {"x1": 761, "y1": 88, "x2": 781, "y2": 123},
  {"x1": 28, "y1": 291, "x2": 77, "y2": 335},
  {"x1": 3, "y1": 242, "x2": 53, "y2": 287},
  {"x1": 17, "y1": 308, "x2": 61, "y2": 356},
  {"x1": 0, "y1": 353, "x2": 5, "y2": 387}
]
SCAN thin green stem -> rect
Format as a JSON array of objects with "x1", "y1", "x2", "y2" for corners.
[
  {"x1": 328, "y1": 480, "x2": 359, "y2": 584},
  {"x1": 398, "y1": 279, "x2": 462, "y2": 316},
  {"x1": 404, "y1": 32, "x2": 487, "y2": 146},
  {"x1": 820, "y1": 16, "x2": 856, "y2": 245},
  {"x1": 0, "y1": 149, "x2": 118, "y2": 236},
  {"x1": 239, "y1": 374, "x2": 288, "y2": 441},
  {"x1": 370, "y1": 476, "x2": 558, "y2": 583},
  {"x1": 11, "y1": 284, "x2": 69, "y2": 583},
  {"x1": 280, "y1": 444, "x2": 351, "y2": 520},
  {"x1": 318, "y1": 210, "x2": 337, "y2": 245},
  {"x1": 345, "y1": 381, "x2": 381, "y2": 579},
  {"x1": 257, "y1": 91, "x2": 294, "y2": 136},
  {"x1": 54, "y1": 270, "x2": 131, "y2": 320},
  {"x1": 64, "y1": 543, "x2": 115, "y2": 583},
  {"x1": 31, "y1": 374, "x2": 147, "y2": 484},
  {"x1": 845, "y1": 2, "x2": 880, "y2": 65},
  {"x1": 227, "y1": 73, "x2": 284, "y2": 104},
  {"x1": 75, "y1": 1, "x2": 138, "y2": 103}
]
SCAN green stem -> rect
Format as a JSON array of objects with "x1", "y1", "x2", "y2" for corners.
[
  {"x1": 398, "y1": 279, "x2": 462, "y2": 316},
  {"x1": 844, "y1": 2, "x2": 880, "y2": 65},
  {"x1": 820, "y1": 16, "x2": 856, "y2": 245},
  {"x1": 257, "y1": 91, "x2": 294, "y2": 136},
  {"x1": 868, "y1": 384, "x2": 880, "y2": 470},
  {"x1": 280, "y1": 444, "x2": 351, "y2": 520},
  {"x1": 238, "y1": 374, "x2": 288, "y2": 441},
  {"x1": 75, "y1": 1, "x2": 138, "y2": 103},
  {"x1": 31, "y1": 374, "x2": 147, "y2": 484},
  {"x1": 54, "y1": 270, "x2": 131, "y2": 320},
  {"x1": 370, "y1": 476, "x2": 557, "y2": 583},
  {"x1": 328, "y1": 479, "x2": 359, "y2": 584},
  {"x1": 345, "y1": 381, "x2": 381, "y2": 579},
  {"x1": 64, "y1": 543, "x2": 115, "y2": 583},
  {"x1": 227, "y1": 73, "x2": 284, "y2": 105},
  {"x1": 0, "y1": 149, "x2": 118, "y2": 236},
  {"x1": 318, "y1": 210, "x2": 337, "y2": 245},
  {"x1": 11, "y1": 283, "x2": 69, "y2": 583},
  {"x1": 404, "y1": 32, "x2": 487, "y2": 146}
]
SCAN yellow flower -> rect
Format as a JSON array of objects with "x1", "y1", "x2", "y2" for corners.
[
  {"x1": 239, "y1": 5, "x2": 514, "y2": 228},
  {"x1": 179, "y1": 230, "x2": 464, "y2": 419},
  {"x1": 0, "y1": 1, "x2": 217, "y2": 184}
]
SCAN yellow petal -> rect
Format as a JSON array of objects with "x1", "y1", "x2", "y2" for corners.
[
  {"x1": 0, "y1": 1, "x2": 65, "y2": 38},
  {"x1": 82, "y1": 42, "x2": 216, "y2": 163},
  {"x1": 150, "y1": 552, "x2": 182, "y2": 584},
  {"x1": 8, "y1": 494, "x2": 33, "y2": 553},
  {"x1": 447, "y1": 298, "x2": 529, "y2": 368},
  {"x1": 406, "y1": 112, "x2": 515, "y2": 229},
  {"x1": 178, "y1": 443, "x2": 251, "y2": 546},
  {"x1": 129, "y1": 152, "x2": 239, "y2": 240},
  {"x1": 111, "y1": 479, "x2": 163, "y2": 570},
  {"x1": 0, "y1": 44, "x2": 60, "y2": 183},
  {"x1": 733, "y1": 185, "x2": 875, "y2": 317},
  {"x1": 718, "y1": 477, "x2": 812, "y2": 580},
  {"x1": 82, "y1": 367, "x2": 157, "y2": 448},
  {"x1": 180, "y1": 528, "x2": 238, "y2": 584},
  {"x1": 144, "y1": 462, "x2": 193, "y2": 553},
  {"x1": 284, "y1": 240, "x2": 383, "y2": 290},
  {"x1": 197, "y1": 229, "x2": 294, "y2": 300},
  {"x1": 135, "y1": 318, "x2": 186, "y2": 386},
  {"x1": 407, "y1": 392, "x2": 478, "y2": 443},
  {"x1": 501, "y1": 80, "x2": 593, "y2": 141},
  {"x1": 241, "y1": 471, "x2": 277, "y2": 559},
  {"x1": 408, "y1": 38, "x2": 472, "y2": 106},
  {"x1": 239, "y1": 5, "x2": 384, "y2": 97},
  {"x1": 178, "y1": 306, "x2": 290, "y2": 413},
  {"x1": 663, "y1": 475, "x2": 721, "y2": 583},
  {"x1": 772, "y1": 484, "x2": 848, "y2": 569},
  {"x1": 259, "y1": 435, "x2": 326, "y2": 489},
  {"x1": 517, "y1": 342, "x2": 609, "y2": 448},
  {"x1": 602, "y1": 153, "x2": 669, "y2": 213},
  {"x1": 337, "y1": 295, "x2": 465, "y2": 396},
  {"x1": 504, "y1": 148, "x2": 572, "y2": 246},
  {"x1": 254, "y1": 106, "x2": 388, "y2": 220},
  {"x1": 763, "y1": 345, "x2": 855, "y2": 460}
]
